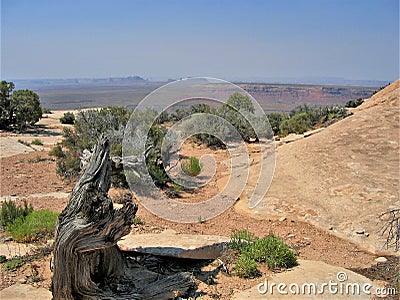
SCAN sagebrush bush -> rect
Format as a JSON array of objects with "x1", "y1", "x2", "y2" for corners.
[
  {"x1": 49, "y1": 144, "x2": 64, "y2": 158},
  {"x1": 60, "y1": 112, "x2": 75, "y2": 124},
  {"x1": 6, "y1": 209, "x2": 58, "y2": 242},
  {"x1": 0, "y1": 200, "x2": 33, "y2": 227}
]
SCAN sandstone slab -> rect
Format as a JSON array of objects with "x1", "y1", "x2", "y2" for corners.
[
  {"x1": 118, "y1": 230, "x2": 229, "y2": 259},
  {"x1": 0, "y1": 284, "x2": 52, "y2": 300},
  {"x1": 0, "y1": 242, "x2": 36, "y2": 259},
  {"x1": 233, "y1": 260, "x2": 385, "y2": 299}
]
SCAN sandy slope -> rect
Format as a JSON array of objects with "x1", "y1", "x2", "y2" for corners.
[{"x1": 238, "y1": 80, "x2": 399, "y2": 253}]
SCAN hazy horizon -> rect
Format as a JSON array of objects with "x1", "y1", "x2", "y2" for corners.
[{"x1": 1, "y1": 0, "x2": 399, "y2": 82}]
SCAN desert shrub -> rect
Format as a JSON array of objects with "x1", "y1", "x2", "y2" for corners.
[
  {"x1": 17, "y1": 139, "x2": 30, "y2": 146},
  {"x1": 27, "y1": 154, "x2": 46, "y2": 163},
  {"x1": 279, "y1": 112, "x2": 313, "y2": 135},
  {"x1": 56, "y1": 149, "x2": 80, "y2": 177},
  {"x1": 155, "y1": 110, "x2": 170, "y2": 124},
  {"x1": 6, "y1": 209, "x2": 58, "y2": 242},
  {"x1": 219, "y1": 93, "x2": 258, "y2": 142},
  {"x1": 31, "y1": 138, "x2": 43, "y2": 145},
  {"x1": 230, "y1": 229, "x2": 258, "y2": 251},
  {"x1": 60, "y1": 112, "x2": 75, "y2": 124},
  {"x1": 181, "y1": 156, "x2": 201, "y2": 176},
  {"x1": 132, "y1": 217, "x2": 145, "y2": 225},
  {"x1": 49, "y1": 144, "x2": 64, "y2": 158},
  {"x1": 267, "y1": 112, "x2": 288, "y2": 136},
  {"x1": 56, "y1": 107, "x2": 132, "y2": 183},
  {"x1": 230, "y1": 230, "x2": 297, "y2": 278},
  {"x1": 345, "y1": 98, "x2": 364, "y2": 108},
  {"x1": 42, "y1": 108, "x2": 52, "y2": 114},
  {"x1": 244, "y1": 236, "x2": 298, "y2": 269},
  {"x1": 234, "y1": 254, "x2": 259, "y2": 278},
  {"x1": 279, "y1": 104, "x2": 348, "y2": 136},
  {"x1": 0, "y1": 200, "x2": 33, "y2": 227},
  {"x1": 190, "y1": 103, "x2": 212, "y2": 114},
  {"x1": 3, "y1": 257, "x2": 23, "y2": 270},
  {"x1": 170, "y1": 108, "x2": 189, "y2": 121},
  {"x1": 145, "y1": 125, "x2": 172, "y2": 188}
]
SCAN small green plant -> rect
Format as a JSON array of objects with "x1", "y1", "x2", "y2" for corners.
[
  {"x1": 42, "y1": 108, "x2": 52, "y2": 114},
  {"x1": 0, "y1": 255, "x2": 7, "y2": 263},
  {"x1": 6, "y1": 209, "x2": 58, "y2": 242},
  {"x1": 17, "y1": 139, "x2": 30, "y2": 146},
  {"x1": 244, "y1": 236, "x2": 298, "y2": 269},
  {"x1": 0, "y1": 200, "x2": 33, "y2": 227},
  {"x1": 3, "y1": 257, "x2": 23, "y2": 271},
  {"x1": 132, "y1": 217, "x2": 144, "y2": 225},
  {"x1": 181, "y1": 156, "x2": 201, "y2": 176},
  {"x1": 31, "y1": 138, "x2": 43, "y2": 145},
  {"x1": 27, "y1": 155, "x2": 45, "y2": 163},
  {"x1": 234, "y1": 254, "x2": 259, "y2": 278},
  {"x1": 173, "y1": 183, "x2": 183, "y2": 192},
  {"x1": 230, "y1": 229, "x2": 258, "y2": 251},
  {"x1": 230, "y1": 230, "x2": 297, "y2": 278},
  {"x1": 60, "y1": 112, "x2": 75, "y2": 124}
]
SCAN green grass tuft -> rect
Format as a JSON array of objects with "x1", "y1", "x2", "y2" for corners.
[
  {"x1": 31, "y1": 138, "x2": 43, "y2": 145},
  {"x1": 6, "y1": 210, "x2": 58, "y2": 243},
  {"x1": 234, "y1": 254, "x2": 259, "y2": 278},
  {"x1": 17, "y1": 139, "x2": 30, "y2": 146},
  {"x1": 132, "y1": 217, "x2": 144, "y2": 225},
  {"x1": 181, "y1": 156, "x2": 201, "y2": 176},
  {"x1": 230, "y1": 230, "x2": 298, "y2": 278},
  {"x1": 3, "y1": 257, "x2": 23, "y2": 271}
]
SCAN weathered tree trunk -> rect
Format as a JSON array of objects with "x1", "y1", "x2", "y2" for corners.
[{"x1": 52, "y1": 139, "x2": 194, "y2": 299}]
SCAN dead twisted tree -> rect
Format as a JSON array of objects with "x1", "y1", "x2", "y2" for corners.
[{"x1": 52, "y1": 138, "x2": 194, "y2": 299}]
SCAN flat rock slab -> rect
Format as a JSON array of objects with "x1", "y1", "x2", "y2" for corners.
[
  {"x1": 118, "y1": 230, "x2": 229, "y2": 259},
  {"x1": 233, "y1": 260, "x2": 385, "y2": 299},
  {"x1": 0, "y1": 242, "x2": 36, "y2": 259},
  {"x1": 0, "y1": 137, "x2": 35, "y2": 158},
  {"x1": 0, "y1": 284, "x2": 52, "y2": 300}
]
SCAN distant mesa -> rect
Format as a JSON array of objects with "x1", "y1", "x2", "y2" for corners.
[{"x1": 108, "y1": 75, "x2": 146, "y2": 83}]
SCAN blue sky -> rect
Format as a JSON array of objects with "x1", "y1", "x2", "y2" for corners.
[{"x1": 1, "y1": 0, "x2": 399, "y2": 81}]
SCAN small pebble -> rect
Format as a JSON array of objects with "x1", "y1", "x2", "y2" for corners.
[
  {"x1": 287, "y1": 234, "x2": 295, "y2": 238},
  {"x1": 375, "y1": 257, "x2": 387, "y2": 263},
  {"x1": 278, "y1": 217, "x2": 286, "y2": 222}
]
